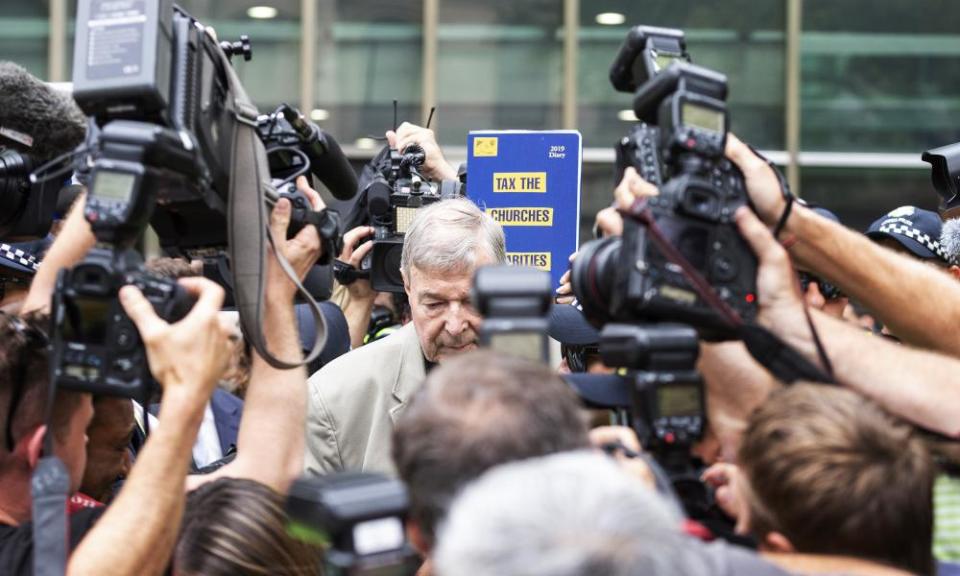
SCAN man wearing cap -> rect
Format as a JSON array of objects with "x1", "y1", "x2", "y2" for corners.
[{"x1": 866, "y1": 206, "x2": 951, "y2": 267}]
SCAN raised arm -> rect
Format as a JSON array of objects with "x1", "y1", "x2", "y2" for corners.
[
  {"x1": 21, "y1": 193, "x2": 96, "y2": 315},
  {"x1": 192, "y1": 176, "x2": 324, "y2": 492},
  {"x1": 735, "y1": 206, "x2": 960, "y2": 438},
  {"x1": 68, "y1": 277, "x2": 231, "y2": 575},
  {"x1": 725, "y1": 135, "x2": 960, "y2": 356}
]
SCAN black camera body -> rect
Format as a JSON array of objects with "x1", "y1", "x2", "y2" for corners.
[
  {"x1": 574, "y1": 29, "x2": 757, "y2": 337},
  {"x1": 50, "y1": 248, "x2": 194, "y2": 399},
  {"x1": 473, "y1": 266, "x2": 552, "y2": 364},
  {"x1": 49, "y1": 121, "x2": 198, "y2": 399},
  {"x1": 0, "y1": 149, "x2": 61, "y2": 239},
  {"x1": 286, "y1": 473, "x2": 419, "y2": 576},
  {"x1": 364, "y1": 146, "x2": 463, "y2": 293}
]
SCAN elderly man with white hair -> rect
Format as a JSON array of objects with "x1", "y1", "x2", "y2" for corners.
[{"x1": 304, "y1": 198, "x2": 506, "y2": 475}]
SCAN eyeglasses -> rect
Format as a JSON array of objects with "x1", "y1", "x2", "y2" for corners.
[{"x1": 3, "y1": 315, "x2": 49, "y2": 452}]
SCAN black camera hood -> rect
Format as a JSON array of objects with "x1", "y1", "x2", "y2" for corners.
[
  {"x1": 609, "y1": 25, "x2": 689, "y2": 93},
  {"x1": 632, "y1": 62, "x2": 728, "y2": 125},
  {"x1": 922, "y1": 141, "x2": 960, "y2": 214}
]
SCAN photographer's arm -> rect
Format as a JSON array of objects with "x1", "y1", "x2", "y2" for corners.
[
  {"x1": 21, "y1": 192, "x2": 96, "y2": 315},
  {"x1": 68, "y1": 278, "x2": 230, "y2": 576},
  {"x1": 735, "y1": 207, "x2": 960, "y2": 438},
  {"x1": 335, "y1": 226, "x2": 376, "y2": 348},
  {"x1": 725, "y1": 135, "x2": 960, "y2": 356},
  {"x1": 386, "y1": 122, "x2": 458, "y2": 182},
  {"x1": 190, "y1": 177, "x2": 323, "y2": 492}
]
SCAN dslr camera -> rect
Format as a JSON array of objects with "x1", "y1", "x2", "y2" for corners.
[
  {"x1": 361, "y1": 145, "x2": 464, "y2": 293},
  {"x1": 572, "y1": 26, "x2": 758, "y2": 337},
  {"x1": 50, "y1": 147, "x2": 195, "y2": 400},
  {"x1": 286, "y1": 472, "x2": 419, "y2": 576}
]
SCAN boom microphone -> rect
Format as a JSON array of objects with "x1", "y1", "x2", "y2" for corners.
[
  {"x1": 280, "y1": 107, "x2": 359, "y2": 200},
  {"x1": 0, "y1": 61, "x2": 86, "y2": 161}
]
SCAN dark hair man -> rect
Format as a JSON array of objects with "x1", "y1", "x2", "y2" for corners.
[
  {"x1": 305, "y1": 198, "x2": 506, "y2": 476},
  {"x1": 737, "y1": 384, "x2": 934, "y2": 575},
  {"x1": 391, "y1": 350, "x2": 591, "y2": 556}
]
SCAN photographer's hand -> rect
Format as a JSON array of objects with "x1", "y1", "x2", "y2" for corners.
[
  {"x1": 386, "y1": 122, "x2": 458, "y2": 182},
  {"x1": 725, "y1": 134, "x2": 787, "y2": 227},
  {"x1": 556, "y1": 252, "x2": 577, "y2": 304},
  {"x1": 613, "y1": 167, "x2": 659, "y2": 212},
  {"x1": 190, "y1": 179, "x2": 324, "y2": 493},
  {"x1": 120, "y1": 277, "x2": 232, "y2": 399},
  {"x1": 734, "y1": 207, "x2": 806, "y2": 336},
  {"x1": 589, "y1": 426, "x2": 655, "y2": 490},
  {"x1": 702, "y1": 463, "x2": 749, "y2": 533},
  {"x1": 70, "y1": 277, "x2": 231, "y2": 576},
  {"x1": 338, "y1": 225, "x2": 377, "y2": 348},
  {"x1": 267, "y1": 176, "x2": 325, "y2": 302}
]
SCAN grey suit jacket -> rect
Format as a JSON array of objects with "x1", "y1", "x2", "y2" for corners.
[{"x1": 304, "y1": 323, "x2": 426, "y2": 476}]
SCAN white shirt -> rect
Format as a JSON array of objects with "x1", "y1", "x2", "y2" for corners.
[{"x1": 192, "y1": 403, "x2": 223, "y2": 468}]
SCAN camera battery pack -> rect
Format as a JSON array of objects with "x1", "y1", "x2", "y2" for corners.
[{"x1": 72, "y1": 0, "x2": 173, "y2": 120}]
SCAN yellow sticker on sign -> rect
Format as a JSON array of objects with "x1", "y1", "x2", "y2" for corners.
[
  {"x1": 486, "y1": 207, "x2": 553, "y2": 226},
  {"x1": 473, "y1": 137, "x2": 498, "y2": 157},
  {"x1": 505, "y1": 252, "x2": 552, "y2": 271},
  {"x1": 492, "y1": 172, "x2": 547, "y2": 193}
]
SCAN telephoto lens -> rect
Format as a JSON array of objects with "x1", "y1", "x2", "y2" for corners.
[{"x1": 570, "y1": 236, "x2": 622, "y2": 327}]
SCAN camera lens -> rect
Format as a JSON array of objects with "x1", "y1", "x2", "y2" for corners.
[
  {"x1": 0, "y1": 149, "x2": 33, "y2": 231},
  {"x1": 570, "y1": 236, "x2": 621, "y2": 327}
]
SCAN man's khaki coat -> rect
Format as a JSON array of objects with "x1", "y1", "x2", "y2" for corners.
[{"x1": 304, "y1": 323, "x2": 426, "y2": 476}]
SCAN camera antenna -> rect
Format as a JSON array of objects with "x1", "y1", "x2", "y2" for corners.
[
  {"x1": 425, "y1": 106, "x2": 436, "y2": 130},
  {"x1": 393, "y1": 99, "x2": 398, "y2": 132}
]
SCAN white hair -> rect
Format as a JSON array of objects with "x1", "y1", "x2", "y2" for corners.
[
  {"x1": 400, "y1": 198, "x2": 506, "y2": 276},
  {"x1": 433, "y1": 452, "x2": 741, "y2": 576},
  {"x1": 941, "y1": 217, "x2": 960, "y2": 265}
]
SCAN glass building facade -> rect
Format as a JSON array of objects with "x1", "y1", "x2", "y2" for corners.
[{"x1": 5, "y1": 0, "x2": 960, "y2": 239}]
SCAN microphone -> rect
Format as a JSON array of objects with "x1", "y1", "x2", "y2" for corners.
[
  {"x1": 0, "y1": 61, "x2": 86, "y2": 161},
  {"x1": 280, "y1": 107, "x2": 358, "y2": 200},
  {"x1": 940, "y1": 217, "x2": 960, "y2": 266}
]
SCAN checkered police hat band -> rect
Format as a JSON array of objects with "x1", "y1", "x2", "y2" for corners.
[
  {"x1": 0, "y1": 243, "x2": 40, "y2": 272},
  {"x1": 878, "y1": 223, "x2": 947, "y2": 261}
]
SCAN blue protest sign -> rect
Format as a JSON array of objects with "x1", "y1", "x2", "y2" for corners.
[{"x1": 466, "y1": 130, "x2": 582, "y2": 290}]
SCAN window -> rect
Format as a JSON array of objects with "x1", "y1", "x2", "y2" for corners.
[
  {"x1": 578, "y1": 1, "x2": 786, "y2": 150},
  {"x1": 435, "y1": 0, "x2": 564, "y2": 146}
]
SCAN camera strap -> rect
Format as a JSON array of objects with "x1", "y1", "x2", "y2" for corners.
[
  {"x1": 32, "y1": 349, "x2": 71, "y2": 576},
  {"x1": 624, "y1": 199, "x2": 834, "y2": 384},
  {"x1": 218, "y1": 44, "x2": 327, "y2": 369}
]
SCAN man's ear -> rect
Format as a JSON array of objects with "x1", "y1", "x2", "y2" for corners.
[
  {"x1": 25, "y1": 425, "x2": 47, "y2": 469},
  {"x1": 763, "y1": 532, "x2": 796, "y2": 554},
  {"x1": 402, "y1": 269, "x2": 412, "y2": 298},
  {"x1": 406, "y1": 520, "x2": 430, "y2": 556},
  {"x1": 949, "y1": 265, "x2": 960, "y2": 281}
]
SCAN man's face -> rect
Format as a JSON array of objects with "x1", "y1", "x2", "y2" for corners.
[
  {"x1": 404, "y1": 259, "x2": 491, "y2": 363},
  {"x1": 55, "y1": 393, "x2": 95, "y2": 494},
  {"x1": 81, "y1": 397, "x2": 134, "y2": 503}
]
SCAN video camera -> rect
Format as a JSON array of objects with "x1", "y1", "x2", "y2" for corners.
[
  {"x1": 286, "y1": 473, "x2": 420, "y2": 576},
  {"x1": 359, "y1": 144, "x2": 464, "y2": 293},
  {"x1": 572, "y1": 26, "x2": 757, "y2": 338}
]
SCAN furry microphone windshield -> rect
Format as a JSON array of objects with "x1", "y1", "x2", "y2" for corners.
[{"x1": 0, "y1": 61, "x2": 87, "y2": 161}]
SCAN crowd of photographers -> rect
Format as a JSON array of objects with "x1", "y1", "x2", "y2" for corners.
[{"x1": 5, "y1": 13, "x2": 960, "y2": 576}]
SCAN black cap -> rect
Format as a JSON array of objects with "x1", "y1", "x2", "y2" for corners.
[
  {"x1": 548, "y1": 304, "x2": 599, "y2": 346},
  {"x1": 866, "y1": 206, "x2": 947, "y2": 263},
  {"x1": 296, "y1": 301, "x2": 351, "y2": 371}
]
